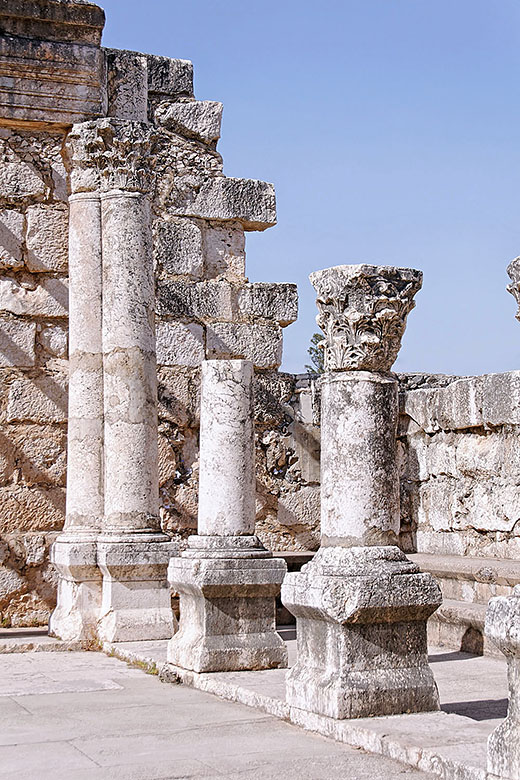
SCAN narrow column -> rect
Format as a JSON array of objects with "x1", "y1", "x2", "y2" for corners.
[
  {"x1": 49, "y1": 189, "x2": 104, "y2": 640},
  {"x1": 486, "y1": 588, "x2": 520, "y2": 780},
  {"x1": 96, "y1": 129, "x2": 175, "y2": 641},
  {"x1": 282, "y1": 264, "x2": 442, "y2": 720},
  {"x1": 167, "y1": 359, "x2": 287, "y2": 672}
]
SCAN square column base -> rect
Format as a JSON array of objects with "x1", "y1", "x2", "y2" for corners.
[
  {"x1": 167, "y1": 543, "x2": 288, "y2": 672},
  {"x1": 48, "y1": 537, "x2": 102, "y2": 643},
  {"x1": 282, "y1": 545, "x2": 442, "y2": 719},
  {"x1": 97, "y1": 537, "x2": 177, "y2": 643}
]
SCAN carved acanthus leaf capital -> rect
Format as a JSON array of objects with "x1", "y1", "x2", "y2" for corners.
[
  {"x1": 507, "y1": 257, "x2": 520, "y2": 322},
  {"x1": 309, "y1": 264, "x2": 422, "y2": 372},
  {"x1": 65, "y1": 119, "x2": 156, "y2": 195}
]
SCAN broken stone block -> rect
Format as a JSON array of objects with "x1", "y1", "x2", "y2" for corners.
[
  {"x1": 0, "y1": 276, "x2": 68, "y2": 318},
  {"x1": 26, "y1": 204, "x2": 69, "y2": 272},
  {"x1": 0, "y1": 315, "x2": 36, "y2": 367},
  {"x1": 0, "y1": 159, "x2": 46, "y2": 204},
  {"x1": 156, "y1": 321, "x2": 204, "y2": 367},
  {"x1": 206, "y1": 322, "x2": 283, "y2": 369},
  {"x1": 38, "y1": 324, "x2": 68, "y2": 359},
  {"x1": 155, "y1": 100, "x2": 223, "y2": 144},
  {"x1": 0, "y1": 209, "x2": 24, "y2": 269},
  {"x1": 173, "y1": 177, "x2": 276, "y2": 231},
  {"x1": 146, "y1": 54, "x2": 194, "y2": 99},
  {"x1": 238, "y1": 282, "x2": 298, "y2": 326},
  {"x1": 105, "y1": 48, "x2": 148, "y2": 122},
  {"x1": 156, "y1": 279, "x2": 235, "y2": 321},
  {"x1": 153, "y1": 218, "x2": 203, "y2": 278}
]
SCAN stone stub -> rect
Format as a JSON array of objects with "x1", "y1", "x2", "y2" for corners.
[
  {"x1": 309, "y1": 264, "x2": 422, "y2": 372},
  {"x1": 0, "y1": 0, "x2": 106, "y2": 127}
]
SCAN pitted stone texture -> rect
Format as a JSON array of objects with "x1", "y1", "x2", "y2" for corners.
[
  {"x1": 26, "y1": 204, "x2": 69, "y2": 272},
  {"x1": 0, "y1": 315, "x2": 36, "y2": 367},
  {"x1": 156, "y1": 279, "x2": 235, "y2": 321},
  {"x1": 321, "y1": 372, "x2": 400, "y2": 547},
  {"x1": 167, "y1": 552, "x2": 287, "y2": 672},
  {"x1": 39, "y1": 323, "x2": 68, "y2": 358},
  {"x1": 507, "y1": 257, "x2": 520, "y2": 321},
  {"x1": 203, "y1": 222, "x2": 246, "y2": 281},
  {"x1": 310, "y1": 264, "x2": 422, "y2": 372},
  {"x1": 282, "y1": 545, "x2": 442, "y2": 719},
  {"x1": 198, "y1": 360, "x2": 256, "y2": 536},
  {"x1": 153, "y1": 218, "x2": 203, "y2": 278},
  {"x1": 48, "y1": 539, "x2": 101, "y2": 642},
  {"x1": 146, "y1": 54, "x2": 194, "y2": 99},
  {"x1": 0, "y1": 276, "x2": 68, "y2": 318},
  {"x1": 0, "y1": 209, "x2": 24, "y2": 269},
  {"x1": 172, "y1": 177, "x2": 276, "y2": 231},
  {"x1": 485, "y1": 586, "x2": 520, "y2": 780},
  {"x1": 155, "y1": 321, "x2": 204, "y2": 367},
  {"x1": 105, "y1": 48, "x2": 148, "y2": 122},
  {"x1": 5, "y1": 372, "x2": 67, "y2": 423},
  {"x1": 155, "y1": 100, "x2": 223, "y2": 144},
  {"x1": 238, "y1": 282, "x2": 298, "y2": 326},
  {"x1": 206, "y1": 322, "x2": 283, "y2": 369}
]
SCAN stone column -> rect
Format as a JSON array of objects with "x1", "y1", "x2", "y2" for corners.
[
  {"x1": 95, "y1": 120, "x2": 175, "y2": 642},
  {"x1": 485, "y1": 561, "x2": 520, "y2": 777},
  {"x1": 167, "y1": 359, "x2": 287, "y2": 672},
  {"x1": 282, "y1": 264, "x2": 442, "y2": 720},
  {"x1": 49, "y1": 191, "x2": 104, "y2": 642}
]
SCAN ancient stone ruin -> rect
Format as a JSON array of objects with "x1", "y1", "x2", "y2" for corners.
[{"x1": 1, "y1": 1, "x2": 520, "y2": 778}]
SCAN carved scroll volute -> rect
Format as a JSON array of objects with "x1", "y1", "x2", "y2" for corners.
[{"x1": 309, "y1": 264, "x2": 423, "y2": 372}]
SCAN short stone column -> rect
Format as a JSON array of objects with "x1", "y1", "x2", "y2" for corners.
[
  {"x1": 167, "y1": 359, "x2": 287, "y2": 672},
  {"x1": 486, "y1": 588, "x2": 520, "y2": 780},
  {"x1": 282, "y1": 264, "x2": 442, "y2": 719},
  {"x1": 95, "y1": 120, "x2": 174, "y2": 642},
  {"x1": 49, "y1": 191, "x2": 104, "y2": 641}
]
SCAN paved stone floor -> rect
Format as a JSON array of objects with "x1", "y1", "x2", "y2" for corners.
[{"x1": 0, "y1": 650, "x2": 434, "y2": 780}]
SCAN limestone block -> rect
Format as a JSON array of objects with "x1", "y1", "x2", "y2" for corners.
[
  {"x1": 253, "y1": 371, "x2": 294, "y2": 427},
  {"x1": 0, "y1": 484, "x2": 65, "y2": 533},
  {"x1": 49, "y1": 539, "x2": 101, "y2": 642},
  {"x1": 0, "y1": 0, "x2": 105, "y2": 46},
  {"x1": 0, "y1": 567, "x2": 25, "y2": 601},
  {"x1": 11, "y1": 424, "x2": 67, "y2": 485},
  {"x1": 0, "y1": 209, "x2": 24, "y2": 269},
  {"x1": 155, "y1": 101, "x2": 223, "y2": 144},
  {"x1": 286, "y1": 421, "x2": 321, "y2": 483},
  {"x1": 173, "y1": 178, "x2": 276, "y2": 231},
  {"x1": 156, "y1": 280, "x2": 235, "y2": 321},
  {"x1": 0, "y1": 315, "x2": 36, "y2": 367},
  {"x1": 26, "y1": 204, "x2": 69, "y2": 272},
  {"x1": 238, "y1": 282, "x2": 298, "y2": 326},
  {"x1": 278, "y1": 486, "x2": 320, "y2": 529},
  {"x1": 0, "y1": 276, "x2": 68, "y2": 318},
  {"x1": 0, "y1": 159, "x2": 46, "y2": 204},
  {"x1": 156, "y1": 322, "x2": 204, "y2": 367},
  {"x1": 0, "y1": 428, "x2": 15, "y2": 483},
  {"x1": 203, "y1": 222, "x2": 246, "y2": 281},
  {"x1": 105, "y1": 48, "x2": 148, "y2": 122},
  {"x1": 5, "y1": 373, "x2": 67, "y2": 423},
  {"x1": 206, "y1": 322, "x2": 283, "y2": 369},
  {"x1": 153, "y1": 218, "x2": 203, "y2": 278},
  {"x1": 157, "y1": 366, "x2": 199, "y2": 426},
  {"x1": 38, "y1": 324, "x2": 68, "y2": 359},
  {"x1": 146, "y1": 54, "x2": 194, "y2": 98},
  {"x1": 481, "y1": 371, "x2": 520, "y2": 426}
]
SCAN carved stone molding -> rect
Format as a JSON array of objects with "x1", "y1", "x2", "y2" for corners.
[
  {"x1": 309, "y1": 264, "x2": 422, "y2": 372},
  {"x1": 64, "y1": 118, "x2": 156, "y2": 194},
  {"x1": 507, "y1": 257, "x2": 520, "y2": 322}
]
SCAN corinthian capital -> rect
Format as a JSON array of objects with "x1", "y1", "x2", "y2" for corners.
[
  {"x1": 65, "y1": 119, "x2": 156, "y2": 195},
  {"x1": 507, "y1": 257, "x2": 520, "y2": 321},
  {"x1": 309, "y1": 264, "x2": 422, "y2": 372}
]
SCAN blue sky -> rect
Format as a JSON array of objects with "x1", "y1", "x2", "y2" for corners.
[{"x1": 100, "y1": 0, "x2": 520, "y2": 376}]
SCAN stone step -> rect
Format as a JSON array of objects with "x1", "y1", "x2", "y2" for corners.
[
  {"x1": 409, "y1": 552, "x2": 520, "y2": 605},
  {"x1": 427, "y1": 598, "x2": 501, "y2": 657}
]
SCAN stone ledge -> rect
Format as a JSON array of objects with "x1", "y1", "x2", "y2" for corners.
[{"x1": 409, "y1": 553, "x2": 520, "y2": 587}]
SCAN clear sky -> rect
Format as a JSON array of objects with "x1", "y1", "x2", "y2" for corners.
[{"x1": 100, "y1": 0, "x2": 520, "y2": 376}]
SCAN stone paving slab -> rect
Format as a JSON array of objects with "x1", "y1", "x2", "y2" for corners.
[{"x1": 0, "y1": 649, "x2": 433, "y2": 780}]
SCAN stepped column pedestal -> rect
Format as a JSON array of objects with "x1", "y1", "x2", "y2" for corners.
[
  {"x1": 282, "y1": 264, "x2": 442, "y2": 719},
  {"x1": 167, "y1": 359, "x2": 287, "y2": 672}
]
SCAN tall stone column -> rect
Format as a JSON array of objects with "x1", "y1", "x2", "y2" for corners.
[
  {"x1": 282, "y1": 264, "x2": 442, "y2": 719},
  {"x1": 485, "y1": 588, "x2": 520, "y2": 780},
  {"x1": 167, "y1": 359, "x2": 287, "y2": 672},
  {"x1": 49, "y1": 191, "x2": 104, "y2": 641},
  {"x1": 95, "y1": 120, "x2": 175, "y2": 642}
]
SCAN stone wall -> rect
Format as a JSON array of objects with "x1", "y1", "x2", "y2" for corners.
[{"x1": 0, "y1": 0, "x2": 297, "y2": 626}]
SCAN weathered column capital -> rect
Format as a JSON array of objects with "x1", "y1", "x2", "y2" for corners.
[
  {"x1": 65, "y1": 118, "x2": 156, "y2": 195},
  {"x1": 309, "y1": 264, "x2": 422, "y2": 372},
  {"x1": 507, "y1": 257, "x2": 520, "y2": 321}
]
